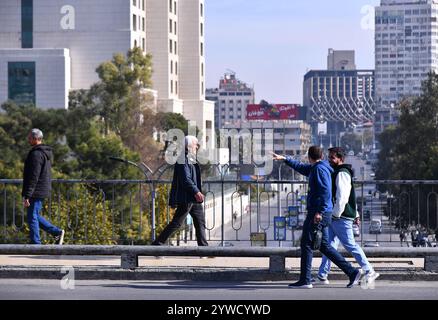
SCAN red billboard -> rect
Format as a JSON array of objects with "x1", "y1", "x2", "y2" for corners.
[{"x1": 246, "y1": 104, "x2": 303, "y2": 121}]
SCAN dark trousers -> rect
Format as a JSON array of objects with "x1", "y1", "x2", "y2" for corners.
[
  {"x1": 299, "y1": 212, "x2": 356, "y2": 284},
  {"x1": 153, "y1": 203, "x2": 208, "y2": 246}
]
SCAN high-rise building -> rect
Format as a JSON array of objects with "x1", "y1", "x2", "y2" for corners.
[
  {"x1": 303, "y1": 49, "x2": 375, "y2": 147},
  {"x1": 374, "y1": 0, "x2": 438, "y2": 147},
  {"x1": 375, "y1": 0, "x2": 438, "y2": 108},
  {"x1": 0, "y1": 0, "x2": 214, "y2": 148},
  {"x1": 206, "y1": 72, "x2": 255, "y2": 129}
]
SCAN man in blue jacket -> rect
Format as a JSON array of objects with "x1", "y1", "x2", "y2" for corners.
[
  {"x1": 273, "y1": 146, "x2": 361, "y2": 289},
  {"x1": 152, "y1": 136, "x2": 208, "y2": 246}
]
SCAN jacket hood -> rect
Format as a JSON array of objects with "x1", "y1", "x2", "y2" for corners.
[
  {"x1": 32, "y1": 144, "x2": 53, "y2": 161},
  {"x1": 336, "y1": 164, "x2": 354, "y2": 176},
  {"x1": 315, "y1": 160, "x2": 334, "y2": 173}
]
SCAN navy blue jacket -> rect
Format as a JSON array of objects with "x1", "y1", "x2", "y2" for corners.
[
  {"x1": 284, "y1": 156, "x2": 334, "y2": 216},
  {"x1": 169, "y1": 157, "x2": 202, "y2": 207}
]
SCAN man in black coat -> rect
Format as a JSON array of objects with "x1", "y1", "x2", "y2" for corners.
[
  {"x1": 22, "y1": 129, "x2": 64, "y2": 245},
  {"x1": 152, "y1": 136, "x2": 208, "y2": 246}
]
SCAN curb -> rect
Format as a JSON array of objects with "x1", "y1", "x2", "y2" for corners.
[{"x1": 1, "y1": 266, "x2": 437, "y2": 281}]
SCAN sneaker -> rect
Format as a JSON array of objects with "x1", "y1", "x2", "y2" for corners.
[
  {"x1": 311, "y1": 276, "x2": 330, "y2": 285},
  {"x1": 288, "y1": 281, "x2": 313, "y2": 289},
  {"x1": 365, "y1": 270, "x2": 380, "y2": 283},
  {"x1": 54, "y1": 230, "x2": 65, "y2": 245},
  {"x1": 346, "y1": 269, "x2": 362, "y2": 288}
]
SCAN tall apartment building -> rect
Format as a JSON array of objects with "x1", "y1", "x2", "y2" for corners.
[
  {"x1": 0, "y1": 0, "x2": 214, "y2": 148},
  {"x1": 374, "y1": 0, "x2": 438, "y2": 144},
  {"x1": 303, "y1": 49, "x2": 375, "y2": 147},
  {"x1": 206, "y1": 72, "x2": 255, "y2": 129},
  {"x1": 375, "y1": 0, "x2": 438, "y2": 108}
]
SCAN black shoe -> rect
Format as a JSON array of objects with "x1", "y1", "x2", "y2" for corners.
[
  {"x1": 346, "y1": 269, "x2": 362, "y2": 288},
  {"x1": 288, "y1": 281, "x2": 313, "y2": 289},
  {"x1": 54, "y1": 230, "x2": 65, "y2": 245}
]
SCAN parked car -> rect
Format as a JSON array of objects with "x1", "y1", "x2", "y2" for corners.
[
  {"x1": 364, "y1": 241, "x2": 380, "y2": 247},
  {"x1": 352, "y1": 224, "x2": 360, "y2": 237},
  {"x1": 369, "y1": 219, "x2": 382, "y2": 234}
]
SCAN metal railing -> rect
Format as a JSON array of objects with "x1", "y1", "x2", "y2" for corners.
[{"x1": 1, "y1": 179, "x2": 438, "y2": 247}]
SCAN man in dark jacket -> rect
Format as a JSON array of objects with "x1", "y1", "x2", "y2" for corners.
[
  {"x1": 152, "y1": 136, "x2": 208, "y2": 246},
  {"x1": 273, "y1": 146, "x2": 361, "y2": 289},
  {"x1": 22, "y1": 129, "x2": 64, "y2": 245}
]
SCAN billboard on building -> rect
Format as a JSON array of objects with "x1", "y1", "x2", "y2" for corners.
[{"x1": 246, "y1": 104, "x2": 306, "y2": 121}]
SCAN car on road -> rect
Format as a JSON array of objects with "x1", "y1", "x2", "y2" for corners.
[
  {"x1": 369, "y1": 219, "x2": 382, "y2": 234},
  {"x1": 364, "y1": 241, "x2": 380, "y2": 247}
]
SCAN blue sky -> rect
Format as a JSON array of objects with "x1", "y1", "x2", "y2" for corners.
[{"x1": 205, "y1": 0, "x2": 380, "y2": 103}]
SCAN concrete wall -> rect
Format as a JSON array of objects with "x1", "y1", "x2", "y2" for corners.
[{"x1": 0, "y1": 49, "x2": 70, "y2": 109}]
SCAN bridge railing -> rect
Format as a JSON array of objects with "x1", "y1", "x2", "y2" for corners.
[{"x1": 1, "y1": 179, "x2": 437, "y2": 247}]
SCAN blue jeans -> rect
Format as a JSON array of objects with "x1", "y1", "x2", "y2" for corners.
[
  {"x1": 299, "y1": 212, "x2": 357, "y2": 284},
  {"x1": 318, "y1": 218, "x2": 373, "y2": 279},
  {"x1": 27, "y1": 198, "x2": 62, "y2": 244}
]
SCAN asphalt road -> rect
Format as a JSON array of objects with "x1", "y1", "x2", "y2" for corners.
[{"x1": 0, "y1": 279, "x2": 437, "y2": 300}]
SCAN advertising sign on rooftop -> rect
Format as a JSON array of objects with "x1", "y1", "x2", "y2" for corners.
[{"x1": 246, "y1": 103, "x2": 305, "y2": 121}]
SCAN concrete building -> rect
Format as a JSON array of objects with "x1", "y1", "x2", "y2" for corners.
[
  {"x1": 206, "y1": 72, "x2": 255, "y2": 129},
  {"x1": 375, "y1": 0, "x2": 438, "y2": 108},
  {"x1": 222, "y1": 120, "x2": 312, "y2": 157},
  {"x1": 327, "y1": 48, "x2": 356, "y2": 71},
  {"x1": 373, "y1": 0, "x2": 438, "y2": 146},
  {"x1": 0, "y1": 0, "x2": 214, "y2": 148},
  {"x1": 303, "y1": 49, "x2": 375, "y2": 148}
]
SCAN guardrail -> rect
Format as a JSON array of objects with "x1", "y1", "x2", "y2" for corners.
[
  {"x1": 1, "y1": 179, "x2": 438, "y2": 246},
  {"x1": 1, "y1": 245, "x2": 437, "y2": 273}
]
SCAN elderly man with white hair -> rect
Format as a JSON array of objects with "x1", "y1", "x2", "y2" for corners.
[
  {"x1": 22, "y1": 129, "x2": 65, "y2": 245},
  {"x1": 152, "y1": 136, "x2": 208, "y2": 246}
]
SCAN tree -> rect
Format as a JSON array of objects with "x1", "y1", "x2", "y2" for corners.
[{"x1": 375, "y1": 72, "x2": 438, "y2": 230}]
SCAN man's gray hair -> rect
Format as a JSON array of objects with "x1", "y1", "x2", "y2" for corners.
[
  {"x1": 30, "y1": 128, "x2": 43, "y2": 140},
  {"x1": 185, "y1": 135, "x2": 198, "y2": 147}
]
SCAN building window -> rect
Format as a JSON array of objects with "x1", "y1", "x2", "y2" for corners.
[
  {"x1": 200, "y1": 3, "x2": 203, "y2": 17},
  {"x1": 174, "y1": 41, "x2": 177, "y2": 54},
  {"x1": 8, "y1": 62, "x2": 36, "y2": 105},
  {"x1": 142, "y1": 38, "x2": 145, "y2": 51},
  {"x1": 133, "y1": 0, "x2": 136, "y2": 6},
  {"x1": 169, "y1": 19, "x2": 172, "y2": 33},
  {"x1": 142, "y1": 0, "x2": 145, "y2": 11},
  {"x1": 174, "y1": 21, "x2": 177, "y2": 35},
  {"x1": 201, "y1": 63, "x2": 204, "y2": 76},
  {"x1": 170, "y1": 60, "x2": 173, "y2": 74},
  {"x1": 175, "y1": 62, "x2": 178, "y2": 75},
  {"x1": 133, "y1": 14, "x2": 137, "y2": 31},
  {"x1": 169, "y1": 39, "x2": 172, "y2": 53},
  {"x1": 169, "y1": 0, "x2": 172, "y2": 13},
  {"x1": 202, "y1": 82, "x2": 204, "y2": 95},
  {"x1": 134, "y1": 39, "x2": 137, "y2": 47},
  {"x1": 22, "y1": 0, "x2": 33, "y2": 48},
  {"x1": 171, "y1": 80, "x2": 173, "y2": 94},
  {"x1": 200, "y1": 42, "x2": 204, "y2": 56},
  {"x1": 200, "y1": 23, "x2": 203, "y2": 36},
  {"x1": 142, "y1": 18, "x2": 145, "y2": 31},
  {"x1": 174, "y1": 1, "x2": 177, "y2": 15},
  {"x1": 175, "y1": 81, "x2": 178, "y2": 94}
]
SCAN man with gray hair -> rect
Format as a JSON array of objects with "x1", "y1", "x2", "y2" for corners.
[
  {"x1": 22, "y1": 129, "x2": 65, "y2": 245},
  {"x1": 152, "y1": 135, "x2": 208, "y2": 247}
]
